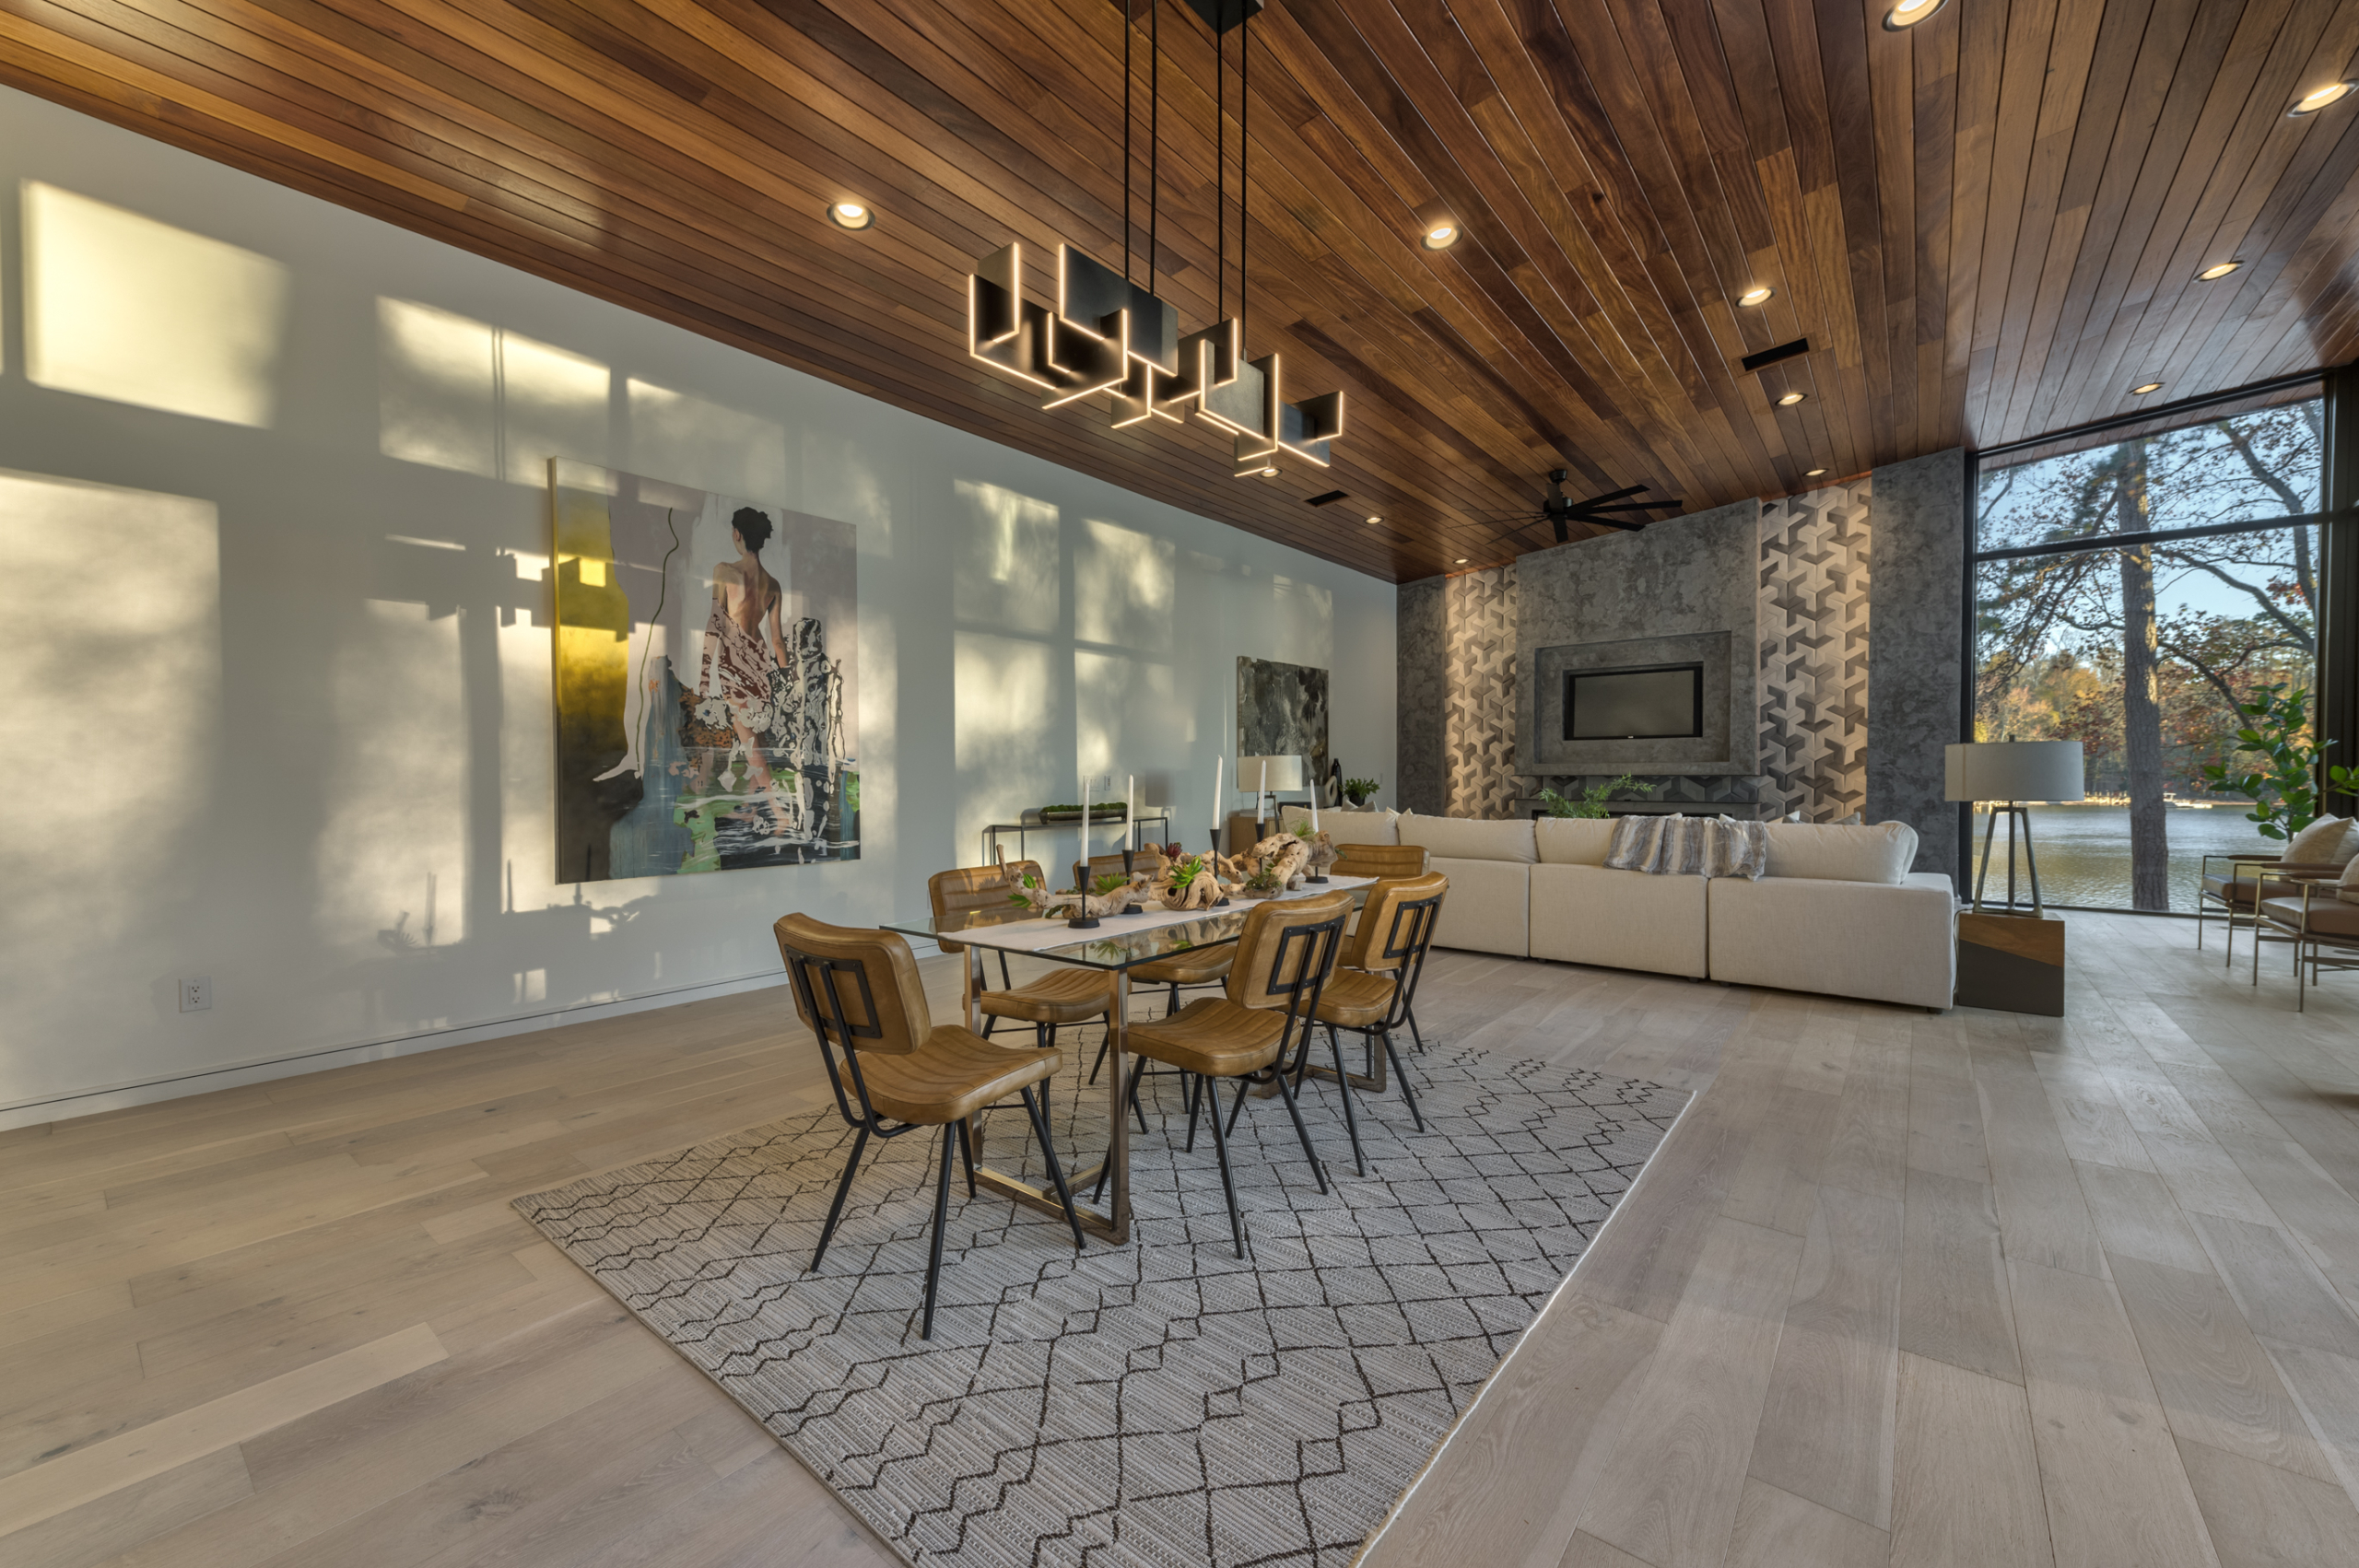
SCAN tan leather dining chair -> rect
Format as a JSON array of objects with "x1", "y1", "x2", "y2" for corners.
[
  {"x1": 1309, "y1": 872, "x2": 1449, "y2": 1172},
  {"x1": 772, "y1": 913, "x2": 1083, "y2": 1340},
  {"x1": 1117, "y1": 889, "x2": 1354, "y2": 1259},
  {"x1": 928, "y1": 861, "x2": 1118, "y2": 1053},
  {"x1": 1330, "y1": 842, "x2": 1430, "y2": 881}
]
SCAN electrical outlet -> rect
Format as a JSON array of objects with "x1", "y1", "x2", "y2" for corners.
[{"x1": 180, "y1": 977, "x2": 211, "y2": 1013}]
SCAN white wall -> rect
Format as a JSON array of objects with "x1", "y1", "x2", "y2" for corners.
[{"x1": 0, "y1": 88, "x2": 1396, "y2": 1129}]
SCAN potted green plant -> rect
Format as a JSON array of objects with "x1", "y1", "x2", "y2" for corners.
[
  {"x1": 1535, "y1": 775, "x2": 1656, "y2": 819},
  {"x1": 1343, "y1": 777, "x2": 1379, "y2": 808},
  {"x1": 2200, "y1": 684, "x2": 2359, "y2": 839}
]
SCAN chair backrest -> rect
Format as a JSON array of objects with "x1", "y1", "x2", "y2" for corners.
[
  {"x1": 1333, "y1": 843, "x2": 1430, "y2": 880},
  {"x1": 927, "y1": 860, "x2": 1045, "y2": 953},
  {"x1": 1346, "y1": 872, "x2": 1449, "y2": 973},
  {"x1": 772, "y1": 913, "x2": 932, "y2": 1058},
  {"x1": 1073, "y1": 848, "x2": 1169, "y2": 891},
  {"x1": 1225, "y1": 889, "x2": 1353, "y2": 1013}
]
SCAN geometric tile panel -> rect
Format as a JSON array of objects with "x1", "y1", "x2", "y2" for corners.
[
  {"x1": 1757, "y1": 479, "x2": 1872, "y2": 822},
  {"x1": 1443, "y1": 564, "x2": 1520, "y2": 820}
]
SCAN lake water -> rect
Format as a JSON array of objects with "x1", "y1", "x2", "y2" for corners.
[{"x1": 1971, "y1": 802, "x2": 2278, "y2": 912}]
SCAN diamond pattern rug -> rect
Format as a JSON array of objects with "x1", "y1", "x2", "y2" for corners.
[{"x1": 513, "y1": 1039, "x2": 1686, "y2": 1567}]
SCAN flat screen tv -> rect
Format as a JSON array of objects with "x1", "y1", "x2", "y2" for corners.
[{"x1": 1565, "y1": 662, "x2": 1704, "y2": 741}]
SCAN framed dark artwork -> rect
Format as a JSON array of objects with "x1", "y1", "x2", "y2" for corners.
[
  {"x1": 1237, "y1": 656, "x2": 1330, "y2": 790},
  {"x1": 553, "y1": 461, "x2": 859, "y2": 881}
]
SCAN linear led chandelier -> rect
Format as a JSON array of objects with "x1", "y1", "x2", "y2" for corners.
[{"x1": 966, "y1": 0, "x2": 1343, "y2": 477}]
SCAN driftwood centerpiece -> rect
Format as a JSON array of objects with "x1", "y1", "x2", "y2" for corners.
[
  {"x1": 1245, "y1": 834, "x2": 1312, "y2": 890},
  {"x1": 1008, "y1": 871, "x2": 1156, "y2": 921}
]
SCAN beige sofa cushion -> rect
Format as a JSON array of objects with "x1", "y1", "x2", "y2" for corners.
[
  {"x1": 1708, "y1": 872, "x2": 1955, "y2": 1009},
  {"x1": 1426, "y1": 857, "x2": 1530, "y2": 954},
  {"x1": 1320, "y1": 809, "x2": 1400, "y2": 848},
  {"x1": 1401, "y1": 814, "x2": 1538, "y2": 863},
  {"x1": 1534, "y1": 816, "x2": 1616, "y2": 866},
  {"x1": 1530, "y1": 863, "x2": 1707, "y2": 977},
  {"x1": 1762, "y1": 821, "x2": 1919, "y2": 884}
]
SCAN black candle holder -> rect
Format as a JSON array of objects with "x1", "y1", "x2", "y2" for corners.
[{"x1": 1204, "y1": 828, "x2": 1231, "y2": 907}]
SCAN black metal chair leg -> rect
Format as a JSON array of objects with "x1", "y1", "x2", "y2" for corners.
[
  {"x1": 1019, "y1": 1085, "x2": 1086, "y2": 1252},
  {"x1": 810, "y1": 1123, "x2": 871, "y2": 1271},
  {"x1": 998, "y1": 952, "x2": 1013, "y2": 990},
  {"x1": 982, "y1": 1012, "x2": 998, "y2": 1039},
  {"x1": 1185, "y1": 1071, "x2": 1206, "y2": 1152},
  {"x1": 1126, "y1": 1057, "x2": 1152, "y2": 1133},
  {"x1": 1379, "y1": 1029, "x2": 1426, "y2": 1132},
  {"x1": 1167, "y1": 981, "x2": 1180, "y2": 1016},
  {"x1": 1272, "y1": 1066, "x2": 1330, "y2": 1194},
  {"x1": 956, "y1": 1117, "x2": 978, "y2": 1197},
  {"x1": 1087, "y1": 1034, "x2": 1109, "y2": 1082},
  {"x1": 920, "y1": 1120, "x2": 956, "y2": 1340},
  {"x1": 1206, "y1": 1078, "x2": 1250, "y2": 1260},
  {"x1": 1405, "y1": 1003, "x2": 1427, "y2": 1054},
  {"x1": 1326, "y1": 1024, "x2": 1368, "y2": 1176}
]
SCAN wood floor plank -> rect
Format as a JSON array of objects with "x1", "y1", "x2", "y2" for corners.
[
  {"x1": 2189, "y1": 1212, "x2": 2359, "y2": 1362},
  {"x1": 1889, "y1": 1352, "x2": 2054, "y2": 1568},
  {"x1": 2077, "y1": 1159, "x2": 2215, "y2": 1273},
  {"x1": 1722, "y1": 1476, "x2": 1886, "y2": 1568},
  {"x1": 1362, "y1": 1290, "x2": 1664, "y2": 1568},
  {"x1": 1574, "y1": 1216, "x2": 1805, "y2": 1568},
  {"x1": 1747, "y1": 1185, "x2": 1902, "y2": 1529},
  {"x1": 2174, "y1": 1435, "x2": 2359, "y2": 1568},
  {"x1": 1898, "y1": 1166, "x2": 2023, "y2": 1386},
  {"x1": 1973, "y1": 1044, "x2": 2111, "y2": 1279},
  {"x1": 2007, "y1": 1258, "x2": 2221, "y2": 1568},
  {"x1": 2107, "y1": 1253, "x2": 2339, "y2": 1482},
  {"x1": 0, "y1": 1322, "x2": 445, "y2": 1535}
]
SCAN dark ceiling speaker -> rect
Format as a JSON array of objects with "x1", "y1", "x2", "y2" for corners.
[
  {"x1": 1170, "y1": 0, "x2": 1262, "y2": 30},
  {"x1": 1740, "y1": 337, "x2": 1811, "y2": 373},
  {"x1": 1306, "y1": 489, "x2": 1348, "y2": 506}
]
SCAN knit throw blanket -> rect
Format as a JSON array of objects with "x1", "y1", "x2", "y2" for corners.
[{"x1": 1602, "y1": 813, "x2": 1769, "y2": 878}]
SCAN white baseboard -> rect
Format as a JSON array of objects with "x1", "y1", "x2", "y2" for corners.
[{"x1": 0, "y1": 968, "x2": 801, "y2": 1133}]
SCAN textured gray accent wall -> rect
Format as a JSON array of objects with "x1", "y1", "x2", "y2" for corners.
[
  {"x1": 1758, "y1": 477, "x2": 1873, "y2": 821},
  {"x1": 1443, "y1": 565, "x2": 1520, "y2": 817},
  {"x1": 1516, "y1": 499, "x2": 1759, "y2": 777},
  {"x1": 1867, "y1": 447, "x2": 1966, "y2": 884},
  {"x1": 1397, "y1": 576, "x2": 1448, "y2": 815}
]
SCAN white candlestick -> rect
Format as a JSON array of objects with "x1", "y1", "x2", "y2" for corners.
[
  {"x1": 1127, "y1": 774, "x2": 1135, "y2": 852},
  {"x1": 1259, "y1": 758, "x2": 1268, "y2": 828},
  {"x1": 1310, "y1": 790, "x2": 1319, "y2": 833},
  {"x1": 1212, "y1": 755, "x2": 1222, "y2": 831}
]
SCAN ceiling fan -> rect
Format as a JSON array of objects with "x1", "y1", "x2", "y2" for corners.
[{"x1": 1483, "y1": 469, "x2": 1682, "y2": 544}]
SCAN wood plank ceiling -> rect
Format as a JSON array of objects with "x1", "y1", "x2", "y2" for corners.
[{"x1": 5, "y1": 0, "x2": 2359, "y2": 581}]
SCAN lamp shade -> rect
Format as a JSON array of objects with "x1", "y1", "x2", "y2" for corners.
[
  {"x1": 1238, "y1": 754, "x2": 1307, "y2": 791},
  {"x1": 1945, "y1": 741, "x2": 2086, "y2": 802}
]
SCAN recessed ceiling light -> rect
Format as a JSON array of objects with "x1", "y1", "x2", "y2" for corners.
[
  {"x1": 827, "y1": 201, "x2": 874, "y2": 230},
  {"x1": 2291, "y1": 82, "x2": 2354, "y2": 116},
  {"x1": 1883, "y1": 0, "x2": 1948, "y2": 29},
  {"x1": 2196, "y1": 261, "x2": 2243, "y2": 281},
  {"x1": 1805, "y1": 467, "x2": 1827, "y2": 477},
  {"x1": 1453, "y1": 557, "x2": 1468, "y2": 565},
  {"x1": 1261, "y1": 465, "x2": 1279, "y2": 476},
  {"x1": 1737, "y1": 286, "x2": 1774, "y2": 307},
  {"x1": 1421, "y1": 221, "x2": 1460, "y2": 251},
  {"x1": 2130, "y1": 381, "x2": 2164, "y2": 395},
  {"x1": 1776, "y1": 391, "x2": 1808, "y2": 406},
  {"x1": 1366, "y1": 515, "x2": 1382, "y2": 524}
]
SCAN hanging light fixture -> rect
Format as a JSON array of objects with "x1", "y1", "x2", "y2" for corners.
[{"x1": 964, "y1": 0, "x2": 1340, "y2": 477}]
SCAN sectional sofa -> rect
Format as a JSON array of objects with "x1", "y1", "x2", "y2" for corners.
[{"x1": 1323, "y1": 809, "x2": 1957, "y2": 1011}]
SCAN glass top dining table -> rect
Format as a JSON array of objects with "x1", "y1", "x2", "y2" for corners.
[{"x1": 879, "y1": 875, "x2": 1375, "y2": 1246}]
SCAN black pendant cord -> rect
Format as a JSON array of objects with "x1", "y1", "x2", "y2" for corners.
[
  {"x1": 1240, "y1": 14, "x2": 1250, "y2": 347},
  {"x1": 1148, "y1": 0, "x2": 1159, "y2": 297},
  {"x1": 1122, "y1": 0, "x2": 1133, "y2": 284},
  {"x1": 1215, "y1": 16, "x2": 1225, "y2": 322}
]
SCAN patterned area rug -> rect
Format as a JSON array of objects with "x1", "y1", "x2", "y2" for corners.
[{"x1": 514, "y1": 1040, "x2": 1686, "y2": 1567}]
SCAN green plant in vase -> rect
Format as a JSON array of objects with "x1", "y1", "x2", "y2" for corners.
[
  {"x1": 1536, "y1": 774, "x2": 1656, "y2": 819},
  {"x1": 1344, "y1": 777, "x2": 1379, "y2": 807}
]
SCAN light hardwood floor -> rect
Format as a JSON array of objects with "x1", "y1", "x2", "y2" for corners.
[{"x1": 6, "y1": 912, "x2": 2359, "y2": 1567}]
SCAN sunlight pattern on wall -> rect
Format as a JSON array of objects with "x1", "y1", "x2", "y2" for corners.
[
  {"x1": 378, "y1": 298, "x2": 610, "y2": 482},
  {"x1": 25, "y1": 183, "x2": 288, "y2": 427}
]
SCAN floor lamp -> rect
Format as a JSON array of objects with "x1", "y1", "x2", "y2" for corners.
[{"x1": 1945, "y1": 741, "x2": 2086, "y2": 917}]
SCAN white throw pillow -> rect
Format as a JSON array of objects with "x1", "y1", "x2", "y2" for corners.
[{"x1": 2284, "y1": 815, "x2": 2355, "y2": 866}]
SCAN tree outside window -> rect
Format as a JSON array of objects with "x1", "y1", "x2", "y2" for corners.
[{"x1": 1974, "y1": 398, "x2": 2321, "y2": 911}]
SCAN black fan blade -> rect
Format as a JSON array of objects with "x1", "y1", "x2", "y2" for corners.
[{"x1": 1578, "y1": 485, "x2": 1650, "y2": 505}]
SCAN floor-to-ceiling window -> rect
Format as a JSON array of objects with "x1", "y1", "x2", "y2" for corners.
[{"x1": 1971, "y1": 380, "x2": 2326, "y2": 911}]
